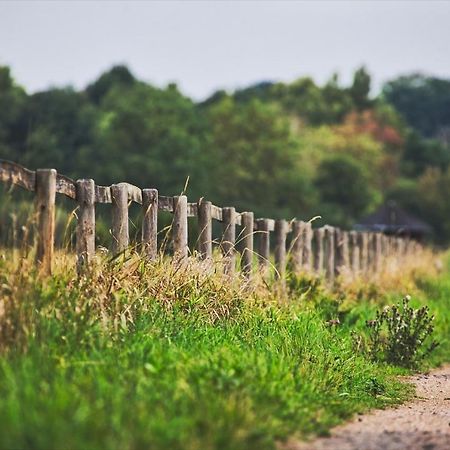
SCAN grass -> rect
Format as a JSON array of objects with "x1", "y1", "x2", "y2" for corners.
[{"x1": 0, "y1": 249, "x2": 449, "y2": 450}]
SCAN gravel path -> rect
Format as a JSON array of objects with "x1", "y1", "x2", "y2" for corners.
[{"x1": 284, "y1": 365, "x2": 450, "y2": 450}]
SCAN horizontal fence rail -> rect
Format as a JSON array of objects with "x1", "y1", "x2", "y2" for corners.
[{"x1": 0, "y1": 160, "x2": 423, "y2": 279}]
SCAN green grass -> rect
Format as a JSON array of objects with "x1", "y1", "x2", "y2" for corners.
[{"x1": 0, "y1": 256, "x2": 449, "y2": 450}]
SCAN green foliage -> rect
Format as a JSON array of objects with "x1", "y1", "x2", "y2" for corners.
[
  {"x1": 0, "y1": 256, "x2": 419, "y2": 450},
  {"x1": 0, "y1": 248, "x2": 449, "y2": 450},
  {"x1": 3, "y1": 63, "x2": 450, "y2": 241},
  {"x1": 204, "y1": 96, "x2": 315, "y2": 217},
  {"x1": 349, "y1": 66, "x2": 372, "y2": 111},
  {"x1": 358, "y1": 296, "x2": 439, "y2": 368},
  {"x1": 401, "y1": 131, "x2": 450, "y2": 176},
  {"x1": 383, "y1": 74, "x2": 450, "y2": 138},
  {"x1": 86, "y1": 64, "x2": 136, "y2": 104},
  {"x1": 315, "y1": 155, "x2": 379, "y2": 226}
]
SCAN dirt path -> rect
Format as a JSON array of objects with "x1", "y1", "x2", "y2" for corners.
[{"x1": 284, "y1": 365, "x2": 450, "y2": 450}]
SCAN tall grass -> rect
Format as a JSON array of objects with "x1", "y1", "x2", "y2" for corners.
[{"x1": 0, "y1": 244, "x2": 449, "y2": 450}]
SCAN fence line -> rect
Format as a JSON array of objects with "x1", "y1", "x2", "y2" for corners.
[{"x1": 0, "y1": 159, "x2": 422, "y2": 279}]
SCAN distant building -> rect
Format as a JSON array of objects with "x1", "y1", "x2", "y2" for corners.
[{"x1": 355, "y1": 201, "x2": 431, "y2": 241}]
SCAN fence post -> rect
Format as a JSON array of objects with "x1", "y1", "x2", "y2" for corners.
[
  {"x1": 257, "y1": 218, "x2": 270, "y2": 274},
  {"x1": 35, "y1": 168, "x2": 56, "y2": 275},
  {"x1": 142, "y1": 188, "x2": 158, "y2": 261},
  {"x1": 290, "y1": 220, "x2": 303, "y2": 273},
  {"x1": 274, "y1": 219, "x2": 288, "y2": 279},
  {"x1": 349, "y1": 231, "x2": 360, "y2": 273},
  {"x1": 302, "y1": 221, "x2": 313, "y2": 272},
  {"x1": 324, "y1": 226, "x2": 335, "y2": 283},
  {"x1": 387, "y1": 236, "x2": 394, "y2": 258},
  {"x1": 222, "y1": 207, "x2": 236, "y2": 274},
  {"x1": 197, "y1": 199, "x2": 212, "y2": 259},
  {"x1": 313, "y1": 227, "x2": 324, "y2": 274},
  {"x1": 367, "y1": 233, "x2": 374, "y2": 271},
  {"x1": 374, "y1": 233, "x2": 382, "y2": 273},
  {"x1": 111, "y1": 183, "x2": 129, "y2": 255},
  {"x1": 334, "y1": 229, "x2": 349, "y2": 276},
  {"x1": 241, "y1": 212, "x2": 254, "y2": 276},
  {"x1": 359, "y1": 232, "x2": 369, "y2": 273},
  {"x1": 76, "y1": 179, "x2": 95, "y2": 272},
  {"x1": 173, "y1": 195, "x2": 188, "y2": 260},
  {"x1": 381, "y1": 234, "x2": 388, "y2": 260}
]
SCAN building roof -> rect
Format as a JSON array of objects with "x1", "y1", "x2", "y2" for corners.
[{"x1": 355, "y1": 201, "x2": 432, "y2": 234}]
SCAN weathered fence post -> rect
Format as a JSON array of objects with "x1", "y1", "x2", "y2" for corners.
[
  {"x1": 335, "y1": 229, "x2": 349, "y2": 276},
  {"x1": 142, "y1": 188, "x2": 158, "y2": 260},
  {"x1": 324, "y1": 226, "x2": 335, "y2": 283},
  {"x1": 257, "y1": 218, "x2": 270, "y2": 274},
  {"x1": 387, "y1": 236, "x2": 394, "y2": 258},
  {"x1": 359, "y1": 232, "x2": 369, "y2": 273},
  {"x1": 173, "y1": 195, "x2": 188, "y2": 260},
  {"x1": 349, "y1": 231, "x2": 360, "y2": 273},
  {"x1": 35, "y1": 168, "x2": 56, "y2": 275},
  {"x1": 381, "y1": 234, "x2": 388, "y2": 260},
  {"x1": 302, "y1": 221, "x2": 313, "y2": 272},
  {"x1": 241, "y1": 212, "x2": 254, "y2": 276},
  {"x1": 111, "y1": 183, "x2": 129, "y2": 255},
  {"x1": 290, "y1": 220, "x2": 303, "y2": 273},
  {"x1": 197, "y1": 199, "x2": 212, "y2": 259},
  {"x1": 374, "y1": 233, "x2": 382, "y2": 273},
  {"x1": 222, "y1": 207, "x2": 236, "y2": 274},
  {"x1": 76, "y1": 178, "x2": 95, "y2": 272},
  {"x1": 367, "y1": 233, "x2": 380, "y2": 273},
  {"x1": 313, "y1": 227, "x2": 324, "y2": 274},
  {"x1": 274, "y1": 219, "x2": 288, "y2": 279}
]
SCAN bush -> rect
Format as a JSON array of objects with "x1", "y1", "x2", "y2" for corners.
[{"x1": 356, "y1": 296, "x2": 439, "y2": 368}]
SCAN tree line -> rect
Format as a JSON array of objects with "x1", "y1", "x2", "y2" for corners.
[{"x1": 1, "y1": 64, "x2": 450, "y2": 243}]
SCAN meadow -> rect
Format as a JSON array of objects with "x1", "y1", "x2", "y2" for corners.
[{"x1": 0, "y1": 248, "x2": 448, "y2": 450}]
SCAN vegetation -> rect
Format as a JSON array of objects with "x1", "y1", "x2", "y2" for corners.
[
  {"x1": 1, "y1": 62, "x2": 450, "y2": 448},
  {"x1": 355, "y1": 296, "x2": 439, "y2": 368},
  {"x1": 0, "y1": 245, "x2": 448, "y2": 450},
  {"x1": 2, "y1": 65, "x2": 450, "y2": 241}
]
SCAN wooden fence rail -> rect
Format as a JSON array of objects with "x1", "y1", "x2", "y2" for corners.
[{"x1": 0, "y1": 159, "x2": 422, "y2": 279}]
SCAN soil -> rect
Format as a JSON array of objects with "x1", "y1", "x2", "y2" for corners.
[{"x1": 283, "y1": 365, "x2": 450, "y2": 450}]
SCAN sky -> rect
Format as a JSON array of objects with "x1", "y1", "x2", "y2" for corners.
[{"x1": 1, "y1": 1, "x2": 450, "y2": 100}]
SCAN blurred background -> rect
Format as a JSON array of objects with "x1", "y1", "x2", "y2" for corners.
[{"x1": 1, "y1": 1, "x2": 450, "y2": 244}]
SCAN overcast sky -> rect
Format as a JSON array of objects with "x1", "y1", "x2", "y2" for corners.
[{"x1": 1, "y1": 1, "x2": 450, "y2": 100}]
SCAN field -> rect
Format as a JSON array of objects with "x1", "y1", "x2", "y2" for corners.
[{"x1": 0, "y1": 250, "x2": 449, "y2": 450}]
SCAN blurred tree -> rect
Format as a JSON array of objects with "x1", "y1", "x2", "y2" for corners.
[
  {"x1": 23, "y1": 88, "x2": 97, "y2": 173},
  {"x1": 0, "y1": 66, "x2": 27, "y2": 160},
  {"x1": 82, "y1": 81, "x2": 209, "y2": 198},
  {"x1": 383, "y1": 74, "x2": 450, "y2": 139},
  {"x1": 233, "y1": 81, "x2": 274, "y2": 103},
  {"x1": 315, "y1": 155, "x2": 380, "y2": 226},
  {"x1": 86, "y1": 65, "x2": 136, "y2": 105},
  {"x1": 204, "y1": 96, "x2": 317, "y2": 218},
  {"x1": 416, "y1": 167, "x2": 450, "y2": 244},
  {"x1": 321, "y1": 73, "x2": 354, "y2": 123},
  {"x1": 349, "y1": 66, "x2": 371, "y2": 111},
  {"x1": 401, "y1": 131, "x2": 450, "y2": 176}
]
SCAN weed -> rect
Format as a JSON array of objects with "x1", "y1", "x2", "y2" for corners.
[{"x1": 356, "y1": 296, "x2": 439, "y2": 368}]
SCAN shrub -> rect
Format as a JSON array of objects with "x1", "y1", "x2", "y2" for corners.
[{"x1": 356, "y1": 296, "x2": 439, "y2": 368}]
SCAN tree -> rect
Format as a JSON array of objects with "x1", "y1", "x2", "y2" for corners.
[
  {"x1": 82, "y1": 81, "x2": 208, "y2": 198},
  {"x1": 383, "y1": 74, "x2": 450, "y2": 139},
  {"x1": 22, "y1": 88, "x2": 97, "y2": 173},
  {"x1": 0, "y1": 66, "x2": 27, "y2": 161},
  {"x1": 86, "y1": 65, "x2": 136, "y2": 105},
  {"x1": 349, "y1": 66, "x2": 371, "y2": 111},
  {"x1": 401, "y1": 131, "x2": 450, "y2": 176},
  {"x1": 204, "y1": 96, "x2": 317, "y2": 218},
  {"x1": 315, "y1": 155, "x2": 379, "y2": 226},
  {"x1": 416, "y1": 167, "x2": 450, "y2": 244}
]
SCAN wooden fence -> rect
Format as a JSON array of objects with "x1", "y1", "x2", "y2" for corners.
[{"x1": 0, "y1": 159, "x2": 422, "y2": 279}]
